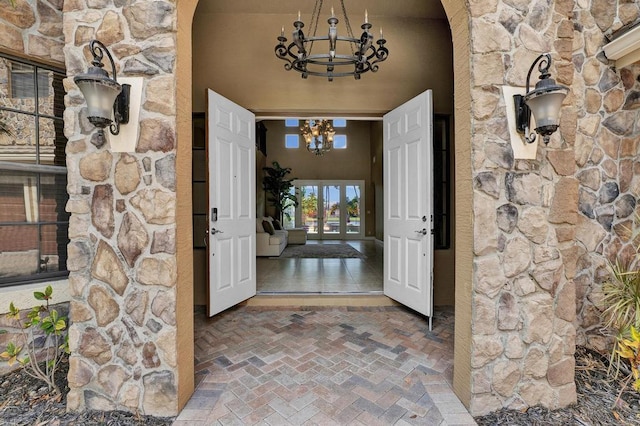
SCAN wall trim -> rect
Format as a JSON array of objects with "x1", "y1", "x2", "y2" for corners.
[
  {"x1": 0, "y1": 279, "x2": 70, "y2": 314},
  {"x1": 603, "y1": 22, "x2": 640, "y2": 68}
]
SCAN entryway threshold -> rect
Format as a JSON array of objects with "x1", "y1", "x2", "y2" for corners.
[{"x1": 246, "y1": 293, "x2": 398, "y2": 307}]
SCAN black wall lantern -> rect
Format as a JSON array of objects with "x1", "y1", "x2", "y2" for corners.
[
  {"x1": 514, "y1": 53, "x2": 568, "y2": 145},
  {"x1": 74, "y1": 39, "x2": 130, "y2": 148}
]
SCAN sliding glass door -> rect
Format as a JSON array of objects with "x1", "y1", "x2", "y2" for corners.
[{"x1": 291, "y1": 180, "x2": 364, "y2": 240}]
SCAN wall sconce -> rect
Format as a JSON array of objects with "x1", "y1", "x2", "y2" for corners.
[
  {"x1": 74, "y1": 39, "x2": 130, "y2": 148},
  {"x1": 514, "y1": 53, "x2": 568, "y2": 145}
]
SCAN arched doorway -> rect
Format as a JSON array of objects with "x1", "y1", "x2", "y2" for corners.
[{"x1": 174, "y1": 0, "x2": 472, "y2": 410}]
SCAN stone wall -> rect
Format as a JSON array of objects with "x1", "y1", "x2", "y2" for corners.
[
  {"x1": 572, "y1": 1, "x2": 640, "y2": 353},
  {"x1": 62, "y1": 0, "x2": 179, "y2": 416},
  {"x1": 467, "y1": 0, "x2": 640, "y2": 416},
  {"x1": 0, "y1": 0, "x2": 64, "y2": 64},
  {"x1": 467, "y1": 0, "x2": 579, "y2": 414}
]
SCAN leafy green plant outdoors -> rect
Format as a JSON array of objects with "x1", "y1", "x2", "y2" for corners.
[
  {"x1": 262, "y1": 161, "x2": 298, "y2": 223},
  {"x1": 602, "y1": 215, "x2": 640, "y2": 368},
  {"x1": 616, "y1": 326, "x2": 640, "y2": 392},
  {"x1": 601, "y1": 216, "x2": 640, "y2": 406},
  {"x1": 0, "y1": 285, "x2": 69, "y2": 396}
]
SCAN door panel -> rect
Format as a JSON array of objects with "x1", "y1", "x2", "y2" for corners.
[
  {"x1": 383, "y1": 90, "x2": 433, "y2": 320},
  {"x1": 207, "y1": 89, "x2": 256, "y2": 317}
]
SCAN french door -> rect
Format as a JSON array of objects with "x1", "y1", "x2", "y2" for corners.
[{"x1": 291, "y1": 180, "x2": 364, "y2": 240}]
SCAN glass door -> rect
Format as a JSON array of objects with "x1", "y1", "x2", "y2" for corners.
[
  {"x1": 345, "y1": 184, "x2": 361, "y2": 235},
  {"x1": 322, "y1": 184, "x2": 341, "y2": 237},
  {"x1": 294, "y1": 180, "x2": 364, "y2": 239}
]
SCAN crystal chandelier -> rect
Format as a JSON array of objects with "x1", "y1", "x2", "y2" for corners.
[
  {"x1": 275, "y1": 0, "x2": 388, "y2": 81},
  {"x1": 301, "y1": 119, "x2": 335, "y2": 156}
]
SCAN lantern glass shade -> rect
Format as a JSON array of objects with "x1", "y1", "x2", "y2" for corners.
[
  {"x1": 75, "y1": 78, "x2": 122, "y2": 125},
  {"x1": 525, "y1": 88, "x2": 568, "y2": 131}
]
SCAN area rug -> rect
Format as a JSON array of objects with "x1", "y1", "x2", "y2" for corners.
[{"x1": 277, "y1": 244, "x2": 367, "y2": 259}]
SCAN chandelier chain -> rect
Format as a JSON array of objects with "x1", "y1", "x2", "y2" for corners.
[
  {"x1": 308, "y1": 0, "x2": 323, "y2": 56},
  {"x1": 340, "y1": 0, "x2": 356, "y2": 56}
]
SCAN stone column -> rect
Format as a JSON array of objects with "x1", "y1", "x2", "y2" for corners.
[
  {"x1": 63, "y1": 1, "x2": 183, "y2": 416},
  {"x1": 466, "y1": 0, "x2": 579, "y2": 415}
]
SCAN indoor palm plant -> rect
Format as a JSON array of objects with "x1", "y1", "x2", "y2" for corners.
[{"x1": 262, "y1": 161, "x2": 298, "y2": 224}]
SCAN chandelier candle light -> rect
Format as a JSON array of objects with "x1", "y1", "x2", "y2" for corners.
[
  {"x1": 275, "y1": 0, "x2": 388, "y2": 81},
  {"x1": 301, "y1": 119, "x2": 335, "y2": 156}
]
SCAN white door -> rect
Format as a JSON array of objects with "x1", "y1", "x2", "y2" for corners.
[
  {"x1": 383, "y1": 90, "x2": 434, "y2": 323},
  {"x1": 207, "y1": 89, "x2": 256, "y2": 317}
]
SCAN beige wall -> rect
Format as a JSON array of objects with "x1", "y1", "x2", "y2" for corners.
[
  {"x1": 191, "y1": 12, "x2": 454, "y2": 116},
  {"x1": 262, "y1": 120, "x2": 375, "y2": 236}
]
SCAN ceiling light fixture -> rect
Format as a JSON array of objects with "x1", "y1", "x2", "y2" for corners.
[
  {"x1": 514, "y1": 53, "x2": 568, "y2": 145},
  {"x1": 301, "y1": 119, "x2": 335, "y2": 156},
  {"x1": 275, "y1": 0, "x2": 388, "y2": 81},
  {"x1": 74, "y1": 39, "x2": 130, "y2": 148}
]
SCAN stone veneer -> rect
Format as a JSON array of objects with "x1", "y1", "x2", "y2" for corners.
[
  {"x1": 0, "y1": 0, "x2": 631, "y2": 418},
  {"x1": 0, "y1": 0, "x2": 64, "y2": 63},
  {"x1": 61, "y1": 0, "x2": 179, "y2": 416},
  {"x1": 466, "y1": 0, "x2": 640, "y2": 415}
]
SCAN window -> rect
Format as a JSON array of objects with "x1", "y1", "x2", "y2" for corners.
[
  {"x1": 333, "y1": 118, "x2": 346, "y2": 127},
  {"x1": 285, "y1": 118, "x2": 299, "y2": 127},
  {"x1": 285, "y1": 134, "x2": 299, "y2": 148},
  {"x1": 0, "y1": 54, "x2": 69, "y2": 287},
  {"x1": 11, "y1": 62, "x2": 50, "y2": 99},
  {"x1": 333, "y1": 134, "x2": 347, "y2": 149}
]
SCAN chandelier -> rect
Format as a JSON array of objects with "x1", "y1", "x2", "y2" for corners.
[
  {"x1": 301, "y1": 119, "x2": 335, "y2": 156},
  {"x1": 275, "y1": 0, "x2": 388, "y2": 81}
]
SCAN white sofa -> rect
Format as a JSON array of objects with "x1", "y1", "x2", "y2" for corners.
[{"x1": 256, "y1": 217, "x2": 288, "y2": 256}]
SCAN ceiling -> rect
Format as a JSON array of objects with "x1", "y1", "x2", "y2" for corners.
[{"x1": 195, "y1": 0, "x2": 447, "y2": 20}]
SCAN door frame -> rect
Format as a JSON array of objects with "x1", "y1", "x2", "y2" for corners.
[{"x1": 175, "y1": 0, "x2": 473, "y2": 412}]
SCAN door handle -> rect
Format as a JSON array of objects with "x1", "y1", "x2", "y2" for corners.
[
  {"x1": 415, "y1": 228, "x2": 428, "y2": 235},
  {"x1": 211, "y1": 228, "x2": 224, "y2": 235}
]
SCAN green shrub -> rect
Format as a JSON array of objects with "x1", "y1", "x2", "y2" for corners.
[{"x1": 0, "y1": 285, "x2": 69, "y2": 396}]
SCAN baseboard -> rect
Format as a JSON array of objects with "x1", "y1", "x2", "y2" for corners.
[{"x1": 375, "y1": 238, "x2": 383, "y2": 247}]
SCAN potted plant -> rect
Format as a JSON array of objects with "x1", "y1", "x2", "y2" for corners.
[{"x1": 262, "y1": 161, "x2": 298, "y2": 224}]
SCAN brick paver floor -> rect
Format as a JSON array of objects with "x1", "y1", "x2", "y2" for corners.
[{"x1": 174, "y1": 306, "x2": 476, "y2": 425}]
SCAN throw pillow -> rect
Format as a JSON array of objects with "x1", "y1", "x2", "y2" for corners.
[
  {"x1": 256, "y1": 219, "x2": 265, "y2": 233},
  {"x1": 262, "y1": 220, "x2": 275, "y2": 235},
  {"x1": 273, "y1": 219, "x2": 282, "y2": 230}
]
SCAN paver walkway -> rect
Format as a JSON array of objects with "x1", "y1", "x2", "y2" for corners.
[{"x1": 174, "y1": 306, "x2": 476, "y2": 425}]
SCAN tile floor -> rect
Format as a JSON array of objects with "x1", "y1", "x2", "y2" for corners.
[
  {"x1": 174, "y1": 305, "x2": 476, "y2": 425},
  {"x1": 257, "y1": 240, "x2": 383, "y2": 294}
]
